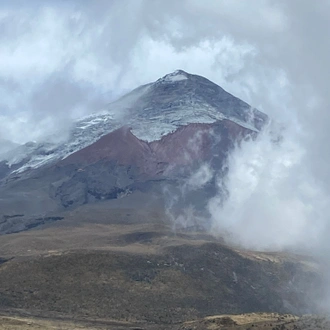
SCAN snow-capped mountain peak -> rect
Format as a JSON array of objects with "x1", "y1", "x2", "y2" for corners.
[{"x1": 0, "y1": 70, "x2": 268, "y2": 178}]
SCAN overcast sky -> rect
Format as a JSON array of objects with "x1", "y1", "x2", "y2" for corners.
[
  {"x1": 2, "y1": 0, "x2": 330, "y2": 255},
  {"x1": 0, "y1": 0, "x2": 301, "y2": 144},
  {"x1": 1, "y1": 1, "x2": 326, "y2": 141}
]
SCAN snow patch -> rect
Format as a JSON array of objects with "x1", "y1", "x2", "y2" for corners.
[
  {"x1": 164, "y1": 73, "x2": 188, "y2": 82},
  {"x1": 157, "y1": 70, "x2": 189, "y2": 84}
]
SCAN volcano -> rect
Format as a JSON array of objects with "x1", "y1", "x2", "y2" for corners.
[{"x1": 0, "y1": 70, "x2": 267, "y2": 230}]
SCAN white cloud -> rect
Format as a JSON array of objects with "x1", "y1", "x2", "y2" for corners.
[
  {"x1": 0, "y1": 1, "x2": 269, "y2": 144},
  {"x1": 208, "y1": 124, "x2": 328, "y2": 250}
]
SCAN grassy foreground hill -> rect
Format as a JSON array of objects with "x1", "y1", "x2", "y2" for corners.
[{"x1": 0, "y1": 198, "x2": 326, "y2": 329}]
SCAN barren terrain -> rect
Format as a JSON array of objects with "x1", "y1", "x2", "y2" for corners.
[{"x1": 0, "y1": 195, "x2": 327, "y2": 329}]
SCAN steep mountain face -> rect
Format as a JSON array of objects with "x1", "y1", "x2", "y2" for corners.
[{"x1": 0, "y1": 70, "x2": 267, "y2": 224}]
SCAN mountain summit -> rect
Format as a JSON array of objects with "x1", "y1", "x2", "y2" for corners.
[{"x1": 110, "y1": 69, "x2": 267, "y2": 141}]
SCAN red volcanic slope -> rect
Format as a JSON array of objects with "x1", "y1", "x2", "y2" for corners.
[
  {"x1": 61, "y1": 120, "x2": 253, "y2": 176},
  {"x1": 63, "y1": 126, "x2": 152, "y2": 166}
]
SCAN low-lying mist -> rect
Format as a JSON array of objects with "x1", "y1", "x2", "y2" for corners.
[
  {"x1": 165, "y1": 113, "x2": 330, "y2": 256},
  {"x1": 209, "y1": 121, "x2": 328, "y2": 252}
]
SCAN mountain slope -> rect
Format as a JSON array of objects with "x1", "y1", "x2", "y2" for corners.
[
  {"x1": 0, "y1": 70, "x2": 267, "y2": 229},
  {"x1": 0, "y1": 70, "x2": 267, "y2": 181}
]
